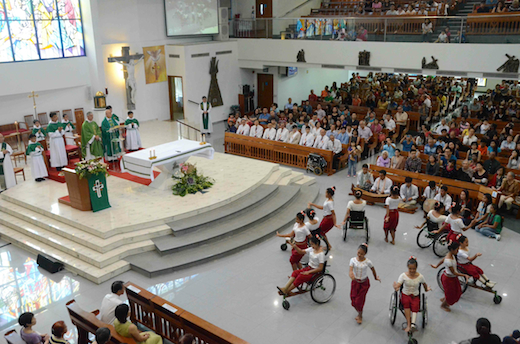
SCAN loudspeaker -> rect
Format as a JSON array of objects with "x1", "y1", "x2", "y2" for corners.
[
  {"x1": 216, "y1": 24, "x2": 229, "y2": 41},
  {"x1": 219, "y1": 6, "x2": 229, "y2": 23},
  {"x1": 37, "y1": 254, "x2": 64, "y2": 273}
]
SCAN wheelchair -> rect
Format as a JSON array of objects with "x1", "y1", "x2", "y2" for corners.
[
  {"x1": 436, "y1": 266, "x2": 502, "y2": 304},
  {"x1": 389, "y1": 284, "x2": 428, "y2": 344},
  {"x1": 280, "y1": 234, "x2": 330, "y2": 256},
  {"x1": 278, "y1": 261, "x2": 336, "y2": 310},
  {"x1": 343, "y1": 210, "x2": 370, "y2": 242},
  {"x1": 415, "y1": 220, "x2": 449, "y2": 257},
  {"x1": 306, "y1": 153, "x2": 327, "y2": 176}
]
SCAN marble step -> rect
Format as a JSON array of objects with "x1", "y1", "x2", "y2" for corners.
[
  {"x1": 264, "y1": 167, "x2": 292, "y2": 185},
  {"x1": 127, "y1": 185, "x2": 320, "y2": 277},
  {"x1": 166, "y1": 184, "x2": 279, "y2": 235},
  {"x1": 294, "y1": 175, "x2": 316, "y2": 186},
  {"x1": 278, "y1": 172, "x2": 304, "y2": 185},
  {"x1": 155, "y1": 186, "x2": 300, "y2": 254},
  {"x1": 0, "y1": 212, "x2": 154, "y2": 268},
  {"x1": 0, "y1": 199, "x2": 171, "y2": 253},
  {"x1": 0, "y1": 224, "x2": 130, "y2": 284}
]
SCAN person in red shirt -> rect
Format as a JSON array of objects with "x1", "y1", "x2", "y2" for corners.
[
  {"x1": 352, "y1": 95, "x2": 362, "y2": 106},
  {"x1": 309, "y1": 90, "x2": 318, "y2": 102}
]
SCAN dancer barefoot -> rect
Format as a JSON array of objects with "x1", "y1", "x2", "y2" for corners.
[{"x1": 384, "y1": 186, "x2": 401, "y2": 245}]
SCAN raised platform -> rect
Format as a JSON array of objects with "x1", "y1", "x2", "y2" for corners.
[{"x1": 0, "y1": 152, "x2": 316, "y2": 283}]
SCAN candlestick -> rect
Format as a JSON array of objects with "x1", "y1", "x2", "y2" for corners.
[{"x1": 149, "y1": 150, "x2": 152, "y2": 158}]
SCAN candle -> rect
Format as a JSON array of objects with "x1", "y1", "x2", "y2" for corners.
[{"x1": 150, "y1": 150, "x2": 152, "y2": 158}]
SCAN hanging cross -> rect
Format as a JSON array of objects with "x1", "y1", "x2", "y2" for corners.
[
  {"x1": 108, "y1": 47, "x2": 144, "y2": 110},
  {"x1": 28, "y1": 91, "x2": 39, "y2": 117},
  {"x1": 92, "y1": 180, "x2": 104, "y2": 198}
]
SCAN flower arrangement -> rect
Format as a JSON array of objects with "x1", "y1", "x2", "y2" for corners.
[
  {"x1": 172, "y1": 162, "x2": 214, "y2": 197},
  {"x1": 75, "y1": 158, "x2": 109, "y2": 179}
]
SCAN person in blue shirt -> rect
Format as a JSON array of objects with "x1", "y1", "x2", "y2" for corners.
[
  {"x1": 440, "y1": 148, "x2": 457, "y2": 166},
  {"x1": 400, "y1": 135, "x2": 414, "y2": 152},
  {"x1": 326, "y1": 124, "x2": 338, "y2": 139},
  {"x1": 336, "y1": 127, "x2": 350, "y2": 145},
  {"x1": 284, "y1": 98, "x2": 293, "y2": 111},
  {"x1": 382, "y1": 137, "x2": 396, "y2": 158},
  {"x1": 402, "y1": 101, "x2": 412, "y2": 112},
  {"x1": 424, "y1": 137, "x2": 439, "y2": 155},
  {"x1": 258, "y1": 108, "x2": 270, "y2": 125}
]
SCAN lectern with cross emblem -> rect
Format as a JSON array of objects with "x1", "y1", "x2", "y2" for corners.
[{"x1": 108, "y1": 47, "x2": 144, "y2": 110}]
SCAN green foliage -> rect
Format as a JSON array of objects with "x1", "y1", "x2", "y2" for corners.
[
  {"x1": 75, "y1": 158, "x2": 109, "y2": 179},
  {"x1": 171, "y1": 163, "x2": 214, "y2": 197}
]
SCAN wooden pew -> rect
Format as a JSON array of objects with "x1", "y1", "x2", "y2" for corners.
[
  {"x1": 466, "y1": 13, "x2": 520, "y2": 35},
  {"x1": 224, "y1": 132, "x2": 336, "y2": 175}
]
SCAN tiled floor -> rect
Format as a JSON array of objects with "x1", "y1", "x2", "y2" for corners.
[{"x1": 1, "y1": 121, "x2": 518, "y2": 344}]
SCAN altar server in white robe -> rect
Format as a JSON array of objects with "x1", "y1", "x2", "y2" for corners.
[
  {"x1": 124, "y1": 111, "x2": 142, "y2": 151},
  {"x1": 0, "y1": 134, "x2": 16, "y2": 191},
  {"x1": 288, "y1": 126, "x2": 301, "y2": 145},
  {"x1": 47, "y1": 112, "x2": 68, "y2": 174},
  {"x1": 237, "y1": 119, "x2": 250, "y2": 136},
  {"x1": 249, "y1": 120, "x2": 263, "y2": 138},
  {"x1": 300, "y1": 126, "x2": 315, "y2": 147},
  {"x1": 61, "y1": 113, "x2": 76, "y2": 146},
  {"x1": 262, "y1": 123, "x2": 277, "y2": 140},
  {"x1": 26, "y1": 134, "x2": 48, "y2": 182},
  {"x1": 276, "y1": 123, "x2": 289, "y2": 142},
  {"x1": 371, "y1": 170, "x2": 393, "y2": 195},
  {"x1": 313, "y1": 129, "x2": 330, "y2": 149}
]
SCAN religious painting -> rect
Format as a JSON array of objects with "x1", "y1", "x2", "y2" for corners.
[{"x1": 143, "y1": 45, "x2": 167, "y2": 84}]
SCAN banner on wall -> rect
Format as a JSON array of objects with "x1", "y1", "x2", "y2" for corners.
[{"x1": 143, "y1": 45, "x2": 167, "y2": 84}]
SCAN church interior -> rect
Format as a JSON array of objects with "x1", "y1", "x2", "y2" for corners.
[{"x1": 1, "y1": 0, "x2": 520, "y2": 344}]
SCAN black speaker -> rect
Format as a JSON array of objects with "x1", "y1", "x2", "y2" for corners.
[
  {"x1": 37, "y1": 254, "x2": 64, "y2": 273},
  {"x1": 243, "y1": 84, "x2": 250, "y2": 96}
]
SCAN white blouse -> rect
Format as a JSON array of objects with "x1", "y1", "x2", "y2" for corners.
[
  {"x1": 323, "y1": 200, "x2": 334, "y2": 216},
  {"x1": 427, "y1": 210, "x2": 447, "y2": 224},
  {"x1": 347, "y1": 200, "x2": 366, "y2": 212},
  {"x1": 457, "y1": 248, "x2": 471, "y2": 264},
  {"x1": 293, "y1": 223, "x2": 311, "y2": 243},
  {"x1": 306, "y1": 248, "x2": 325, "y2": 269},
  {"x1": 446, "y1": 215, "x2": 465, "y2": 233},
  {"x1": 305, "y1": 218, "x2": 320, "y2": 231},
  {"x1": 443, "y1": 258, "x2": 458, "y2": 277},
  {"x1": 398, "y1": 273, "x2": 426, "y2": 296},
  {"x1": 385, "y1": 197, "x2": 401, "y2": 210},
  {"x1": 350, "y1": 257, "x2": 373, "y2": 280}
]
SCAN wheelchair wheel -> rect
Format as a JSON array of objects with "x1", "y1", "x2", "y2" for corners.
[
  {"x1": 365, "y1": 218, "x2": 370, "y2": 243},
  {"x1": 458, "y1": 275, "x2": 468, "y2": 294},
  {"x1": 408, "y1": 339, "x2": 418, "y2": 344},
  {"x1": 310, "y1": 274, "x2": 336, "y2": 304},
  {"x1": 343, "y1": 224, "x2": 348, "y2": 242},
  {"x1": 314, "y1": 167, "x2": 323, "y2": 176},
  {"x1": 422, "y1": 294, "x2": 428, "y2": 328},
  {"x1": 436, "y1": 267, "x2": 445, "y2": 291},
  {"x1": 282, "y1": 300, "x2": 290, "y2": 310},
  {"x1": 281, "y1": 243, "x2": 288, "y2": 251},
  {"x1": 416, "y1": 227, "x2": 434, "y2": 248},
  {"x1": 389, "y1": 291, "x2": 398, "y2": 325},
  {"x1": 433, "y1": 232, "x2": 449, "y2": 257},
  {"x1": 493, "y1": 295, "x2": 502, "y2": 304}
]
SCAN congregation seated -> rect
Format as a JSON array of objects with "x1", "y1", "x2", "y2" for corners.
[
  {"x1": 18, "y1": 312, "x2": 50, "y2": 344},
  {"x1": 99, "y1": 281, "x2": 126, "y2": 325},
  {"x1": 371, "y1": 169, "x2": 393, "y2": 195},
  {"x1": 114, "y1": 304, "x2": 163, "y2": 344}
]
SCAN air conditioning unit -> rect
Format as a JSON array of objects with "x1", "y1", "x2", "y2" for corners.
[{"x1": 216, "y1": 23, "x2": 229, "y2": 41}]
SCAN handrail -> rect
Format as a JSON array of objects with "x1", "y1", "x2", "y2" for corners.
[
  {"x1": 279, "y1": 0, "x2": 316, "y2": 17},
  {"x1": 175, "y1": 119, "x2": 200, "y2": 132},
  {"x1": 232, "y1": 13, "x2": 520, "y2": 20},
  {"x1": 175, "y1": 119, "x2": 201, "y2": 141}
]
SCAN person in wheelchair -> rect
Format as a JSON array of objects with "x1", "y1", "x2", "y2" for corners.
[
  {"x1": 305, "y1": 208, "x2": 320, "y2": 237},
  {"x1": 276, "y1": 211, "x2": 311, "y2": 271},
  {"x1": 415, "y1": 201, "x2": 446, "y2": 231},
  {"x1": 349, "y1": 243, "x2": 380, "y2": 324},
  {"x1": 393, "y1": 256, "x2": 431, "y2": 334},
  {"x1": 456, "y1": 234, "x2": 496, "y2": 289},
  {"x1": 341, "y1": 189, "x2": 367, "y2": 226},
  {"x1": 277, "y1": 236, "x2": 325, "y2": 296},
  {"x1": 433, "y1": 204, "x2": 470, "y2": 243}
]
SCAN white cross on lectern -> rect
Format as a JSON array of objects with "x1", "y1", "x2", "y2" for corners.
[{"x1": 92, "y1": 180, "x2": 104, "y2": 198}]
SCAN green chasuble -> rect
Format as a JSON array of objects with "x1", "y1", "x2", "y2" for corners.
[
  {"x1": 31, "y1": 127, "x2": 47, "y2": 141},
  {"x1": 112, "y1": 113, "x2": 120, "y2": 122},
  {"x1": 81, "y1": 120, "x2": 104, "y2": 159},
  {"x1": 124, "y1": 118, "x2": 139, "y2": 127},
  {"x1": 25, "y1": 142, "x2": 44, "y2": 155},
  {"x1": 101, "y1": 117, "x2": 122, "y2": 158}
]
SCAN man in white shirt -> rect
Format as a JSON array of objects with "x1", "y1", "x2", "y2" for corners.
[
  {"x1": 262, "y1": 123, "x2": 276, "y2": 140},
  {"x1": 313, "y1": 129, "x2": 330, "y2": 149},
  {"x1": 327, "y1": 134, "x2": 343, "y2": 170},
  {"x1": 315, "y1": 104, "x2": 326, "y2": 120},
  {"x1": 386, "y1": 5, "x2": 399, "y2": 14},
  {"x1": 275, "y1": 122, "x2": 289, "y2": 142},
  {"x1": 400, "y1": 176, "x2": 419, "y2": 208},
  {"x1": 423, "y1": 181, "x2": 440, "y2": 200},
  {"x1": 436, "y1": 118, "x2": 449, "y2": 135},
  {"x1": 434, "y1": 185, "x2": 452, "y2": 212},
  {"x1": 99, "y1": 281, "x2": 126, "y2": 325},
  {"x1": 309, "y1": 114, "x2": 319, "y2": 127},
  {"x1": 462, "y1": 128, "x2": 478, "y2": 146},
  {"x1": 357, "y1": 121, "x2": 373, "y2": 158},
  {"x1": 249, "y1": 120, "x2": 263, "y2": 138},
  {"x1": 357, "y1": 164, "x2": 374, "y2": 190},
  {"x1": 300, "y1": 126, "x2": 315, "y2": 147},
  {"x1": 371, "y1": 170, "x2": 393, "y2": 195},
  {"x1": 236, "y1": 119, "x2": 250, "y2": 136},
  {"x1": 288, "y1": 126, "x2": 301, "y2": 145},
  {"x1": 384, "y1": 114, "x2": 396, "y2": 133}
]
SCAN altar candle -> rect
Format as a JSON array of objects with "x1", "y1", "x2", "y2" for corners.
[{"x1": 149, "y1": 150, "x2": 152, "y2": 158}]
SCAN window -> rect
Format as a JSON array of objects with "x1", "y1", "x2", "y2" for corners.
[{"x1": 0, "y1": 0, "x2": 84, "y2": 63}]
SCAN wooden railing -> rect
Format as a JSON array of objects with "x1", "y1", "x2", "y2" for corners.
[
  {"x1": 466, "y1": 13, "x2": 520, "y2": 35},
  {"x1": 224, "y1": 132, "x2": 336, "y2": 175}
]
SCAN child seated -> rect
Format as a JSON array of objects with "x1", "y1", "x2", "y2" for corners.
[{"x1": 457, "y1": 234, "x2": 495, "y2": 288}]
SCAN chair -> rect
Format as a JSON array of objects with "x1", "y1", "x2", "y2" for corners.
[
  {"x1": 14, "y1": 167, "x2": 25, "y2": 182},
  {"x1": 4, "y1": 330, "x2": 26, "y2": 344},
  {"x1": 62, "y1": 109, "x2": 73, "y2": 122},
  {"x1": 24, "y1": 114, "x2": 34, "y2": 129},
  {"x1": 38, "y1": 112, "x2": 48, "y2": 127}
]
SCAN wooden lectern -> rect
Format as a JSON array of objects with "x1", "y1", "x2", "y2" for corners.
[{"x1": 59, "y1": 168, "x2": 92, "y2": 211}]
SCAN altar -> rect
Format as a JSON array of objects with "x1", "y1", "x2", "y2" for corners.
[{"x1": 120, "y1": 139, "x2": 214, "y2": 189}]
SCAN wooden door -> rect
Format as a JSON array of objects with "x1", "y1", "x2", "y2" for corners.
[
  {"x1": 255, "y1": 0, "x2": 272, "y2": 38},
  {"x1": 168, "y1": 76, "x2": 185, "y2": 121},
  {"x1": 257, "y1": 74, "x2": 273, "y2": 109}
]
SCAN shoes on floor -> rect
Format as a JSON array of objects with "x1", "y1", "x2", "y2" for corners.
[{"x1": 495, "y1": 234, "x2": 501, "y2": 241}]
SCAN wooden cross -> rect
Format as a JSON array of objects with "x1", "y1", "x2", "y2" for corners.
[
  {"x1": 108, "y1": 47, "x2": 144, "y2": 110},
  {"x1": 28, "y1": 91, "x2": 39, "y2": 116}
]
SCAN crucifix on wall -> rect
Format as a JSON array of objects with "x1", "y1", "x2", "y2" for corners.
[{"x1": 108, "y1": 47, "x2": 144, "y2": 110}]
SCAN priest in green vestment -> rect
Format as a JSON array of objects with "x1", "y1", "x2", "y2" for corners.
[
  {"x1": 81, "y1": 111, "x2": 104, "y2": 161},
  {"x1": 106, "y1": 105, "x2": 119, "y2": 122},
  {"x1": 101, "y1": 109, "x2": 122, "y2": 161}
]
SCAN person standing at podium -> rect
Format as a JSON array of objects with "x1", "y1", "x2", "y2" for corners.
[
  {"x1": 102, "y1": 108, "x2": 122, "y2": 162},
  {"x1": 81, "y1": 112, "x2": 104, "y2": 161},
  {"x1": 47, "y1": 112, "x2": 68, "y2": 175},
  {"x1": 125, "y1": 111, "x2": 142, "y2": 151}
]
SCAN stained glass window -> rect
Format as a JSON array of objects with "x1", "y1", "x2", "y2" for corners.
[{"x1": 0, "y1": 0, "x2": 84, "y2": 63}]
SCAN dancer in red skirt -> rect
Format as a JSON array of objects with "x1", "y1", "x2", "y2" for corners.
[
  {"x1": 276, "y1": 211, "x2": 311, "y2": 271},
  {"x1": 349, "y1": 243, "x2": 380, "y2": 324},
  {"x1": 308, "y1": 186, "x2": 337, "y2": 250},
  {"x1": 393, "y1": 256, "x2": 431, "y2": 333},
  {"x1": 457, "y1": 234, "x2": 496, "y2": 288},
  {"x1": 277, "y1": 236, "x2": 325, "y2": 296},
  {"x1": 435, "y1": 204, "x2": 470, "y2": 243},
  {"x1": 384, "y1": 186, "x2": 401, "y2": 245},
  {"x1": 431, "y1": 241, "x2": 470, "y2": 312}
]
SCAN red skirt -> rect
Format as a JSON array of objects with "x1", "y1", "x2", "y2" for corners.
[
  {"x1": 320, "y1": 215, "x2": 334, "y2": 235},
  {"x1": 459, "y1": 263, "x2": 483, "y2": 280},
  {"x1": 447, "y1": 229, "x2": 459, "y2": 244},
  {"x1": 292, "y1": 266, "x2": 316, "y2": 287},
  {"x1": 289, "y1": 241, "x2": 308, "y2": 265},
  {"x1": 350, "y1": 278, "x2": 370, "y2": 312},
  {"x1": 401, "y1": 293, "x2": 420, "y2": 312},
  {"x1": 384, "y1": 209, "x2": 399, "y2": 233},
  {"x1": 441, "y1": 272, "x2": 462, "y2": 306}
]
